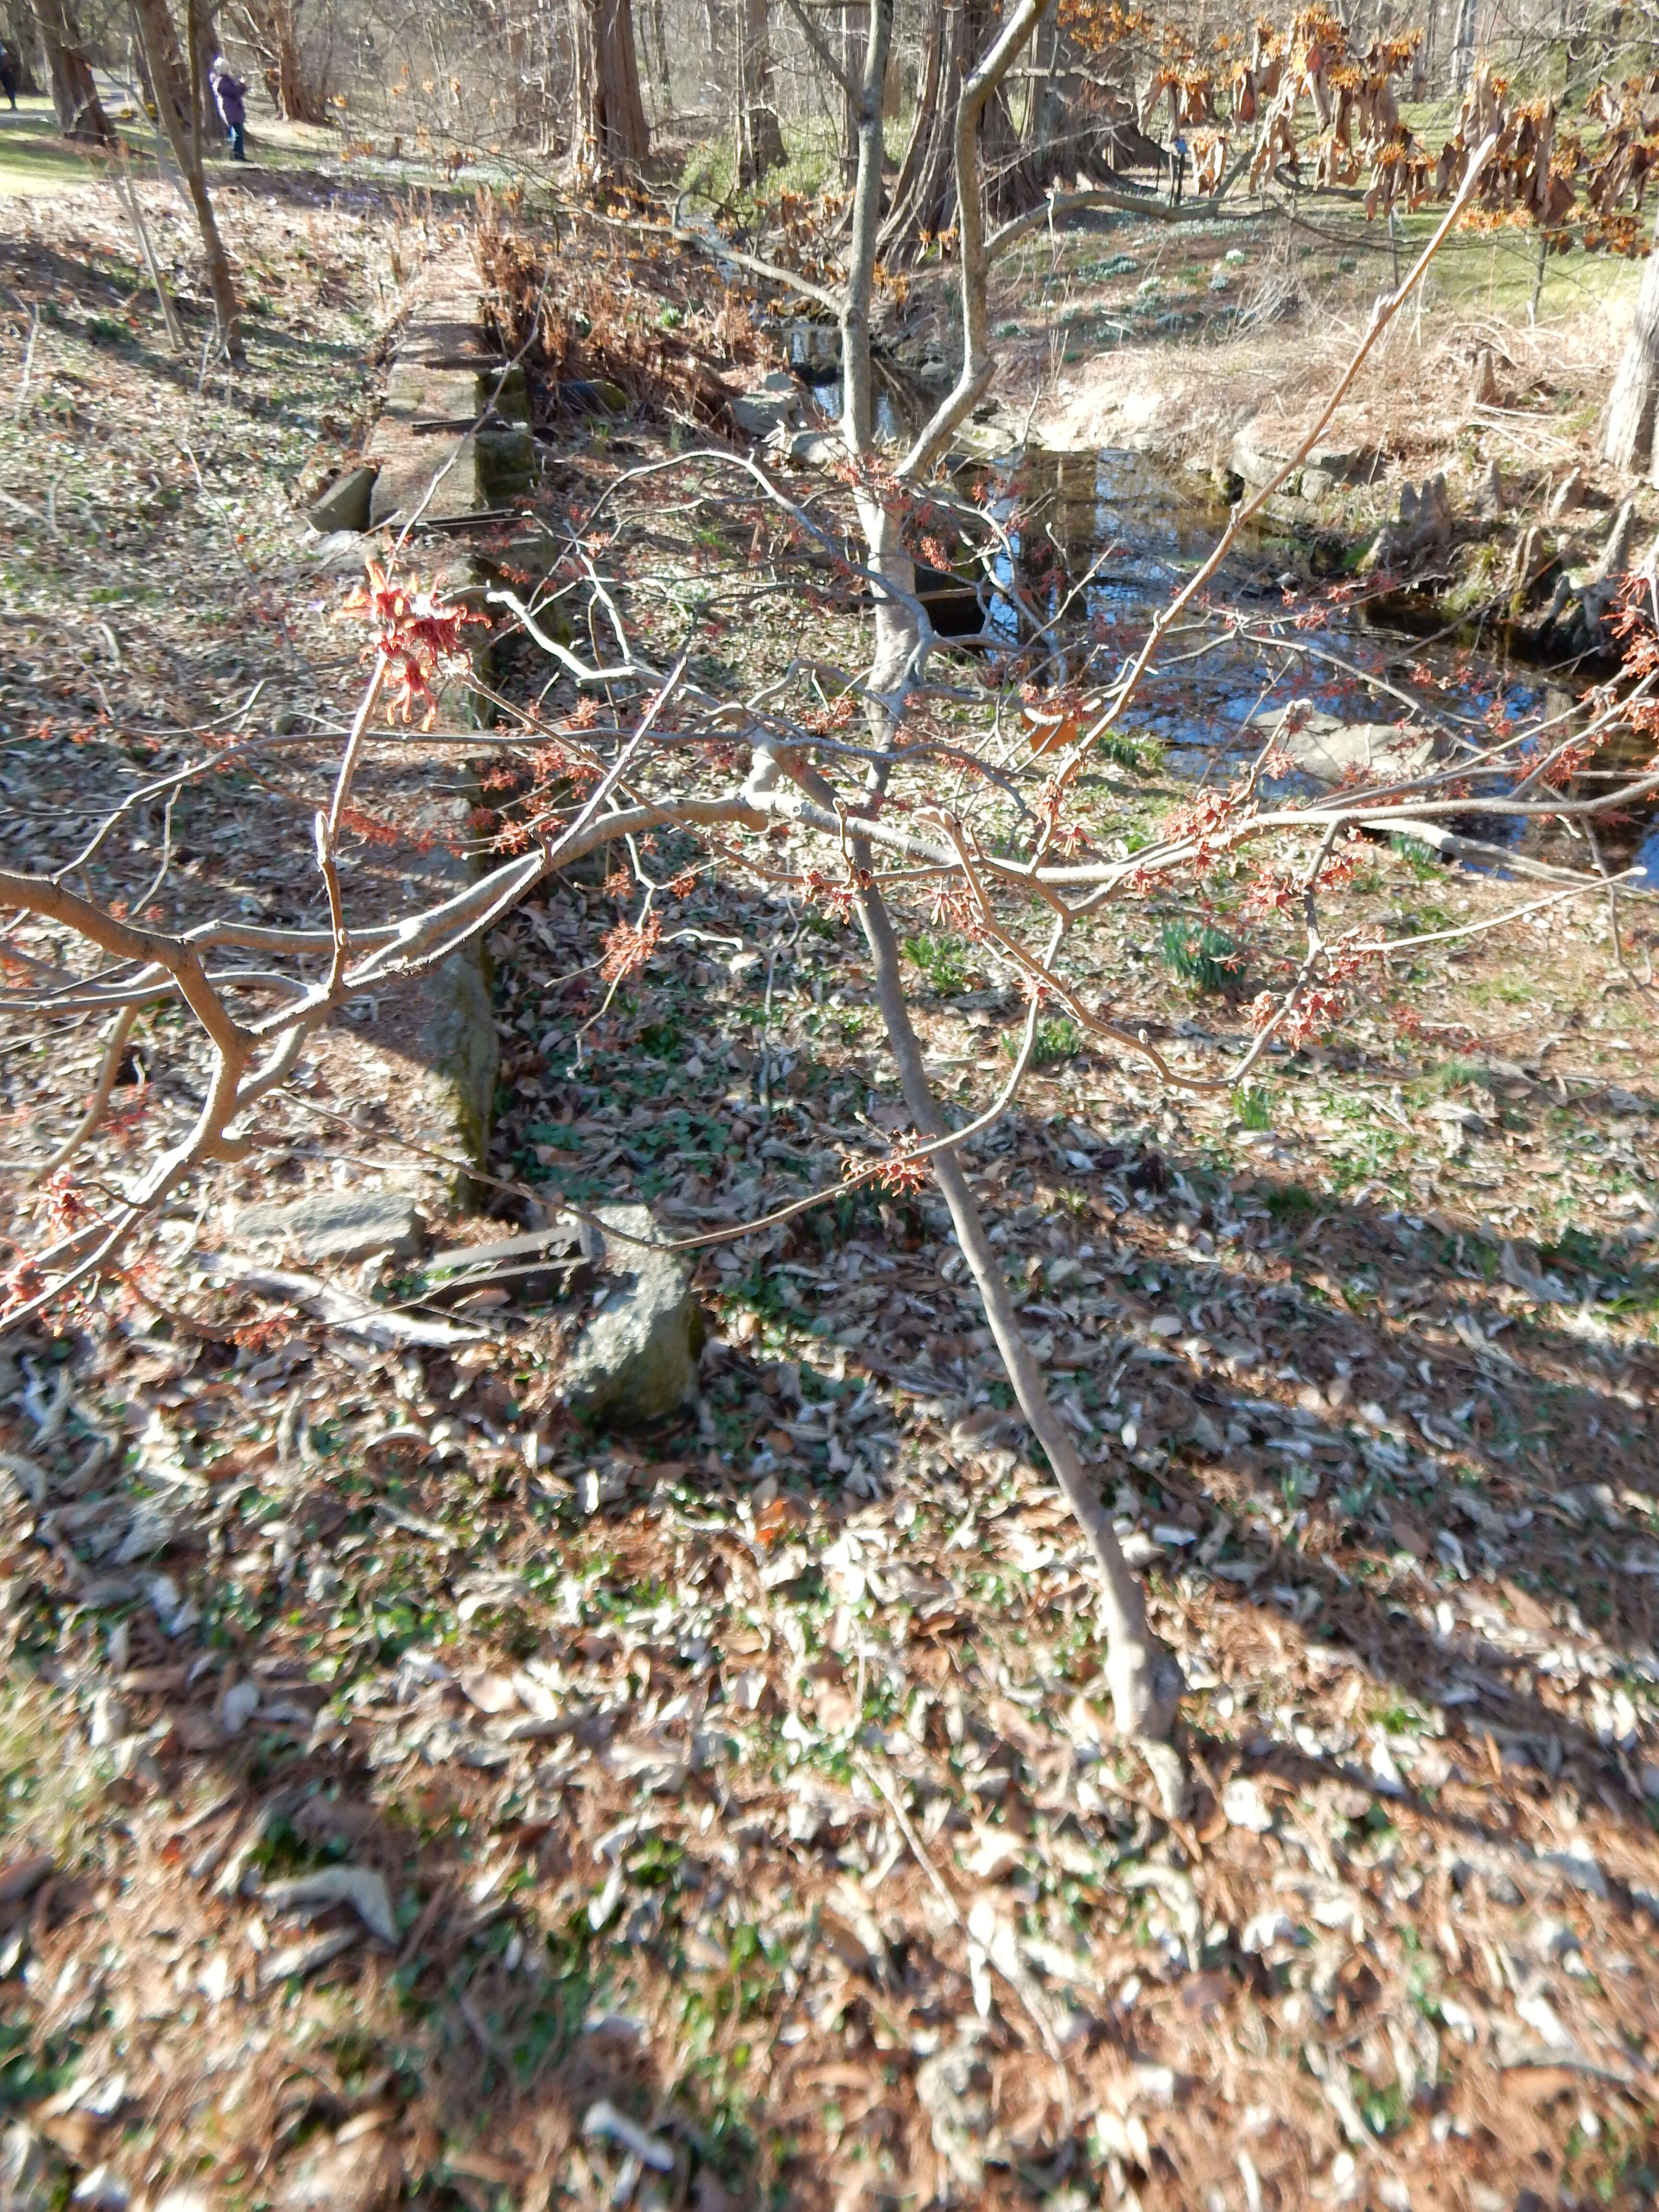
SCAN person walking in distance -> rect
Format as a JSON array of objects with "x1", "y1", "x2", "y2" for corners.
[
  {"x1": 210, "y1": 55, "x2": 247, "y2": 160},
  {"x1": 0, "y1": 43, "x2": 20, "y2": 110}
]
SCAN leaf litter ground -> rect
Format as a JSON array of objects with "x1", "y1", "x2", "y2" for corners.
[{"x1": 1, "y1": 165, "x2": 1659, "y2": 2212}]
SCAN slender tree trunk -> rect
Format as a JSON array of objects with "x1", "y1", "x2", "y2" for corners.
[
  {"x1": 570, "y1": 0, "x2": 649, "y2": 173},
  {"x1": 36, "y1": 0, "x2": 113, "y2": 139},
  {"x1": 141, "y1": 0, "x2": 192, "y2": 131},
  {"x1": 1606, "y1": 199, "x2": 1659, "y2": 475},
  {"x1": 1451, "y1": 0, "x2": 1477, "y2": 93},
  {"x1": 188, "y1": 0, "x2": 217, "y2": 139},
  {"x1": 828, "y1": 0, "x2": 1183, "y2": 1784},
  {"x1": 641, "y1": 0, "x2": 668, "y2": 113},
  {"x1": 734, "y1": 0, "x2": 784, "y2": 183},
  {"x1": 839, "y1": 0, "x2": 888, "y2": 454},
  {"x1": 839, "y1": 0, "x2": 865, "y2": 185},
  {"x1": 701, "y1": 0, "x2": 723, "y2": 107},
  {"x1": 132, "y1": 0, "x2": 242, "y2": 359},
  {"x1": 853, "y1": 885, "x2": 1183, "y2": 1761}
]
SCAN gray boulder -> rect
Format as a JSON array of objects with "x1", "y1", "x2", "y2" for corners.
[
  {"x1": 1230, "y1": 417, "x2": 1371, "y2": 499},
  {"x1": 561, "y1": 1204, "x2": 704, "y2": 1427},
  {"x1": 1252, "y1": 708, "x2": 1435, "y2": 785},
  {"x1": 307, "y1": 465, "x2": 378, "y2": 534},
  {"x1": 729, "y1": 370, "x2": 802, "y2": 440}
]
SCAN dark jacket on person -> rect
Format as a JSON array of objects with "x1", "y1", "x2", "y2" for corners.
[
  {"x1": 211, "y1": 65, "x2": 246, "y2": 129},
  {"x1": 0, "y1": 46, "x2": 19, "y2": 98}
]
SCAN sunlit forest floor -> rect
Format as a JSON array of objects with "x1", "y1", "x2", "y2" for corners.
[{"x1": 1, "y1": 112, "x2": 1659, "y2": 2212}]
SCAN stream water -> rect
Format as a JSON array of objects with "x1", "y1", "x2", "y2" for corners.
[
  {"x1": 988, "y1": 443, "x2": 1659, "y2": 883},
  {"x1": 774, "y1": 321, "x2": 1656, "y2": 883},
  {"x1": 678, "y1": 320, "x2": 1653, "y2": 880}
]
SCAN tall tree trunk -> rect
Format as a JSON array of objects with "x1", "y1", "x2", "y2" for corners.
[
  {"x1": 570, "y1": 0, "x2": 649, "y2": 173},
  {"x1": 6, "y1": 0, "x2": 41, "y2": 91},
  {"x1": 36, "y1": 0, "x2": 112, "y2": 138},
  {"x1": 839, "y1": 0, "x2": 864, "y2": 185},
  {"x1": 246, "y1": 0, "x2": 325, "y2": 122},
  {"x1": 637, "y1": 0, "x2": 666, "y2": 113},
  {"x1": 188, "y1": 0, "x2": 217, "y2": 139},
  {"x1": 1451, "y1": 0, "x2": 1477, "y2": 93},
  {"x1": 877, "y1": 0, "x2": 1022, "y2": 257},
  {"x1": 827, "y1": 0, "x2": 1183, "y2": 1789},
  {"x1": 701, "y1": 0, "x2": 723, "y2": 106},
  {"x1": 1606, "y1": 199, "x2": 1659, "y2": 475},
  {"x1": 648, "y1": 0, "x2": 668, "y2": 102},
  {"x1": 882, "y1": 0, "x2": 941, "y2": 234},
  {"x1": 132, "y1": 0, "x2": 242, "y2": 359},
  {"x1": 138, "y1": 0, "x2": 193, "y2": 131},
  {"x1": 734, "y1": 0, "x2": 783, "y2": 183}
]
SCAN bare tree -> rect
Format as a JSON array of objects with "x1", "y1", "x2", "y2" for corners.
[
  {"x1": 132, "y1": 0, "x2": 243, "y2": 358},
  {"x1": 5, "y1": 10, "x2": 1647, "y2": 1826},
  {"x1": 1606, "y1": 201, "x2": 1659, "y2": 475},
  {"x1": 238, "y1": 0, "x2": 329, "y2": 122},
  {"x1": 1451, "y1": 0, "x2": 1478, "y2": 88},
  {"x1": 735, "y1": 0, "x2": 785, "y2": 182},
  {"x1": 34, "y1": 0, "x2": 113, "y2": 138}
]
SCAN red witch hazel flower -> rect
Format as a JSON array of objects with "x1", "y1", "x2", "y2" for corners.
[
  {"x1": 344, "y1": 561, "x2": 487, "y2": 727},
  {"x1": 599, "y1": 910, "x2": 661, "y2": 984},
  {"x1": 42, "y1": 1168, "x2": 94, "y2": 1238},
  {"x1": 846, "y1": 1132, "x2": 931, "y2": 1197},
  {"x1": 1251, "y1": 987, "x2": 1347, "y2": 1047}
]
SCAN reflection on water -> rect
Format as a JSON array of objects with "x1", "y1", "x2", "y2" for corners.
[
  {"x1": 784, "y1": 321, "x2": 842, "y2": 383},
  {"x1": 972, "y1": 445, "x2": 1656, "y2": 880},
  {"x1": 790, "y1": 365, "x2": 926, "y2": 448}
]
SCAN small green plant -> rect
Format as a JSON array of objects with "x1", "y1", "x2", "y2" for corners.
[
  {"x1": 1266, "y1": 1181, "x2": 1319, "y2": 1225},
  {"x1": 1098, "y1": 730, "x2": 1152, "y2": 772},
  {"x1": 637, "y1": 1018, "x2": 683, "y2": 1059},
  {"x1": 1389, "y1": 834, "x2": 1440, "y2": 880},
  {"x1": 1003, "y1": 1015, "x2": 1081, "y2": 1066},
  {"x1": 1160, "y1": 919, "x2": 1242, "y2": 993},
  {"x1": 903, "y1": 931, "x2": 971, "y2": 996},
  {"x1": 1233, "y1": 1082, "x2": 1271, "y2": 1130}
]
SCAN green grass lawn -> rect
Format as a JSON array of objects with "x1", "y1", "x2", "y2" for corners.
[
  {"x1": 0, "y1": 99, "x2": 107, "y2": 196},
  {"x1": 0, "y1": 97, "x2": 352, "y2": 199}
]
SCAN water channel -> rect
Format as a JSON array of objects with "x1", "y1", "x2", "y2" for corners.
[{"x1": 775, "y1": 330, "x2": 1654, "y2": 883}]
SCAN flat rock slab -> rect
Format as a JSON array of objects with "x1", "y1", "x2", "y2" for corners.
[
  {"x1": 730, "y1": 370, "x2": 803, "y2": 440},
  {"x1": 365, "y1": 245, "x2": 529, "y2": 527},
  {"x1": 1254, "y1": 709, "x2": 1436, "y2": 786},
  {"x1": 235, "y1": 1190, "x2": 427, "y2": 1265},
  {"x1": 1231, "y1": 417, "x2": 1374, "y2": 499},
  {"x1": 561, "y1": 1205, "x2": 704, "y2": 1427}
]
